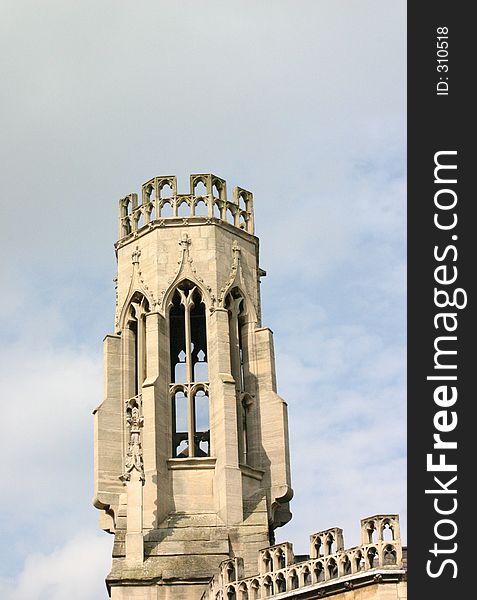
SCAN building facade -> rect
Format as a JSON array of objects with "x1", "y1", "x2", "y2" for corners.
[{"x1": 93, "y1": 174, "x2": 406, "y2": 600}]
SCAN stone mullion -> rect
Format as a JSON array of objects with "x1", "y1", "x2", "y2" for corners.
[{"x1": 179, "y1": 288, "x2": 196, "y2": 458}]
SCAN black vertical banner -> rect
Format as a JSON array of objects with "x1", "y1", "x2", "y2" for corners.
[{"x1": 408, "y1": 3, "x2": 472, "y2": 599}]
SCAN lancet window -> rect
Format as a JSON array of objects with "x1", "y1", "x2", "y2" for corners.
[
  {"x1": 169, "y1": 281, "x2": 210, "y2": 458},
  {"x1": 226, "y1": 288, "x2": 251, "y2": 465},
  {"x1": 125, "y1": 293, "x2": 149, "y2": 397}
]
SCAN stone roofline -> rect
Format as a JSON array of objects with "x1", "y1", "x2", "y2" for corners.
[
  {"x1": 117, "y1": 174, "x2": 255, "y2": 242},
  {"x1": 201, "y1": 514, "x2": 405, "y2": 599}
]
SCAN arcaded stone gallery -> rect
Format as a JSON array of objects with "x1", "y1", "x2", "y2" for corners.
[{"x1": 93, "y1": 175, "x2": 406, "y2": 599}]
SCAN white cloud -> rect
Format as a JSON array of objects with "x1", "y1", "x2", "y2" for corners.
[
  {"x1": 0, "y1": 533, "x2": 112, "y2": 600},
  {"x1": 0, "y1": 0, "x2": 405, "y2": 593}
]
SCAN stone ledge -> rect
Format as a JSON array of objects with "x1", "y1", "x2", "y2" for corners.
[{"x1": 167, "y1": 457, "x2": 217, "y2": 470}]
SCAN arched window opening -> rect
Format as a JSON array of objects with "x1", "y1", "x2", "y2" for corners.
[
  {"x1": 328, "y1": 558, "x2": 338, "y2": 579},
  {"x1": 367, "y1": 547, "x2": 378, "y2": 569},
  {"x1": 263, "y1": 552, "x2": 273, "y2": 572},
  {"x1": 161, "y1": 201, "x2": 173, "y2": 218},
  {"x1": 213, "y1": 202, "x2": 221, "y2": 219},
  {"x1": 126, "y1": 294, "x2": 149, "y2": 397},
  {"x1": 172, "y1": 390, "x2": 189, "y2": 457},
  {"x1": 263, "y1": 577, "x2": 273, "y2": 597},
  {"x1": 194, "y1": 389, "x2": 210, "y2": 456},
  {"x1": 191, "y1": 299, "x2": 208, "y2": 382},
  {"x1": 227, "y1": 563, "x2": 236, "y2": 583},
  {"x1": 195, "y1": 199, "x2": 208, "y2": 217},
  {"x1": 212, "y1": 183, "x2": 221, "y2": 199},
  {"x1": 314, "y1": 562, "x2": 324, "y2": 583},
  {"x1": 355, "y1": 552, "x2": 365, "y2": 572},
  {"x1": 303, "y1": 567, "x2": 312, "y2": 586},
  {"x1": 383, "y1": 522, "x2": 394, "y2": 541},
  {"x1": 290, "y1": 571, "x2": 299, "y2": 590},
  {"x1": 238, "y1": 583, "x2": 248, "y2": 600},
  {"x1": 367, "y1": 522, "x2": 376, "y2": 544},
  {"x1": 241, "y1": 396, "x2": 252, "y2": 466},
  {"x1": 160, "y1": 183, "x2": 173, "y2": 198},
  {"x1": 194, "y1": 349, "x2": 208, "y2": 381},
  {"x1": 276, "y1": 573, "x2": 286, "y2": 593},
  {"x1": 383, "y1": 545, "x2": 397, "y2": 565},
  {"x1": 129, "y1": 319, "x2": 138, "y2": 396},
  {"x1": 250, "y1": 580, "x2": 259, "y2": 600},
  {"x1": 227, "y1": 586, "x2": 236, "y2": 600},
  {"x1": 169, "y1": 282, "x2": 209, "y2": 458},
  {"x1": 170, "y1": 295, "x2": 186, "y2": 383},
  {"x1": 227, "y1": 289, "x2": 250, "y2": 465},
  {"x1": 226, "y1": 208, "x2": 235, "y2": 225},
  {"x1": 137, "y1": 210, "x2": 145, "y2": 230},
  {"x1": 226, "y1": 291, "x2": 246, "y2": 391},
  {"x1": 177, "y1": 199, "x2": 190, "y2": 217},
  {"x1": 239, "y1": 194, "x2": 247, "y2": 211},
  {"x1": 194, "y1": 180, "x2": 208, "y2": 197},
  {"x1": 342, "y1": 556, "x2": 352, "y2": 575},
  {"x1": 276, "y1": 549, "x2": 286, "y2": 570},
  {"x1": 175, "y1": 350, "x2": 187, "y2": 383},
  {"x1": 314, "y1": 539, "x2": 322, "y2": 558},
  {"x1": 326, "y1": 534, "x2": 334, "y2": 555}
]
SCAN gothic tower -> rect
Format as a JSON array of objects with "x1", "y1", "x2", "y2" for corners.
[{"x1": 94, "y1": 174, "x2": 293, "y2": 599}]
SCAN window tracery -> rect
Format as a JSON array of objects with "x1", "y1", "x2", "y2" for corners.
[{"x1": 169, "y1": 281, "x2": 210, "y2": 458}]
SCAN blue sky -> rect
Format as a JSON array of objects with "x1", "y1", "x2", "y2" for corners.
[{"x1": 0, "y1": 1, "x2": 406, "y2": 597}]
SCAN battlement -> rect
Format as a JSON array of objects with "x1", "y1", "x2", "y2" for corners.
[
  {"x1": 118, "y1": 174, "x2": 254, "y2": 241},
  {"x1": 201, "y1": 515, "x2": 405, "y2": 599}
]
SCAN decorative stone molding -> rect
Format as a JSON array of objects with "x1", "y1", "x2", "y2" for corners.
[
  {"x1": 117, "y1": 174, "x2": 255, "y2": 245},
  {"x1": 158, "y1": 233, "x2": 215, "y2": 313},
  {"x1": 120, "y1": 396, "x2": 145, "y2": 483},
  {"x1": 217, "y1": 241, "x2": 258, "y2": 324},
  {"x1": 116, "y1": 246, "x2": 157, "y2": 331}
]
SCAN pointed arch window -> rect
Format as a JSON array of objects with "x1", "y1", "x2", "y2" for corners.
[
  {"x1": 125, "y1": 293, "x2": 149, "y2": 397},
  {"x1": 226, "y1": 288, "x2": 252, "y2": 465},
  {"x1": 169, "y1": 282, "x2": 210, "y2": 458}
]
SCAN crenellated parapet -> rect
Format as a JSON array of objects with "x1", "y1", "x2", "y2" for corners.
[
  {"x1": 201, "y1": 515, "x2": 405, "y2": 599},
  {"x1": 118, "y1": 173, "x2": 254, "y2": 241}
]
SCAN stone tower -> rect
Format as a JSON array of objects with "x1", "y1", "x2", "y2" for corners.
[{"x1": 94, "y1": 174, "x2": 293, "y2": 599}]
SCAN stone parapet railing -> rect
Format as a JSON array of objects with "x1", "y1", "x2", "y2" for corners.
[
  {"x1": 118, "y1": 174, "x2": 254, "y2": 240},
  {"x1": 202, "y1": 515, "x2": 405, "y2": 599}
]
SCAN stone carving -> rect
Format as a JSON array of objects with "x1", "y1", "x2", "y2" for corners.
[
  {"x1": 218, "y1": 241, "x2": 241, "y2": 306},
  {"x1": 116, "y1": 246, "x2": 156, "y2": 331},
  {"x1": 158, "y1": 233, "x2": 215, "y2": 313},
  {"x1": 120, "y1": 397, "x2": 145, "y2": 483}
]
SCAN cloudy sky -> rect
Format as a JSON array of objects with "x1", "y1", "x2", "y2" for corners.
[{"x1": 0, "y1": 1, "x2": 406, "y2": 598}]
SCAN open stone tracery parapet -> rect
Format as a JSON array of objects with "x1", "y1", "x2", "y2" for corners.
[
  {"x1": 117, "y1": 173, "x2": 255, "y2": 244},
  {"x1": 201, "y1": 515, "x2": 406, "y2": 599}
]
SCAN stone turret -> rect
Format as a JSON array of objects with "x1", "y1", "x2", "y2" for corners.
[{"x1": 93, "y1": 174, "x2": 293, "y2": 599}]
